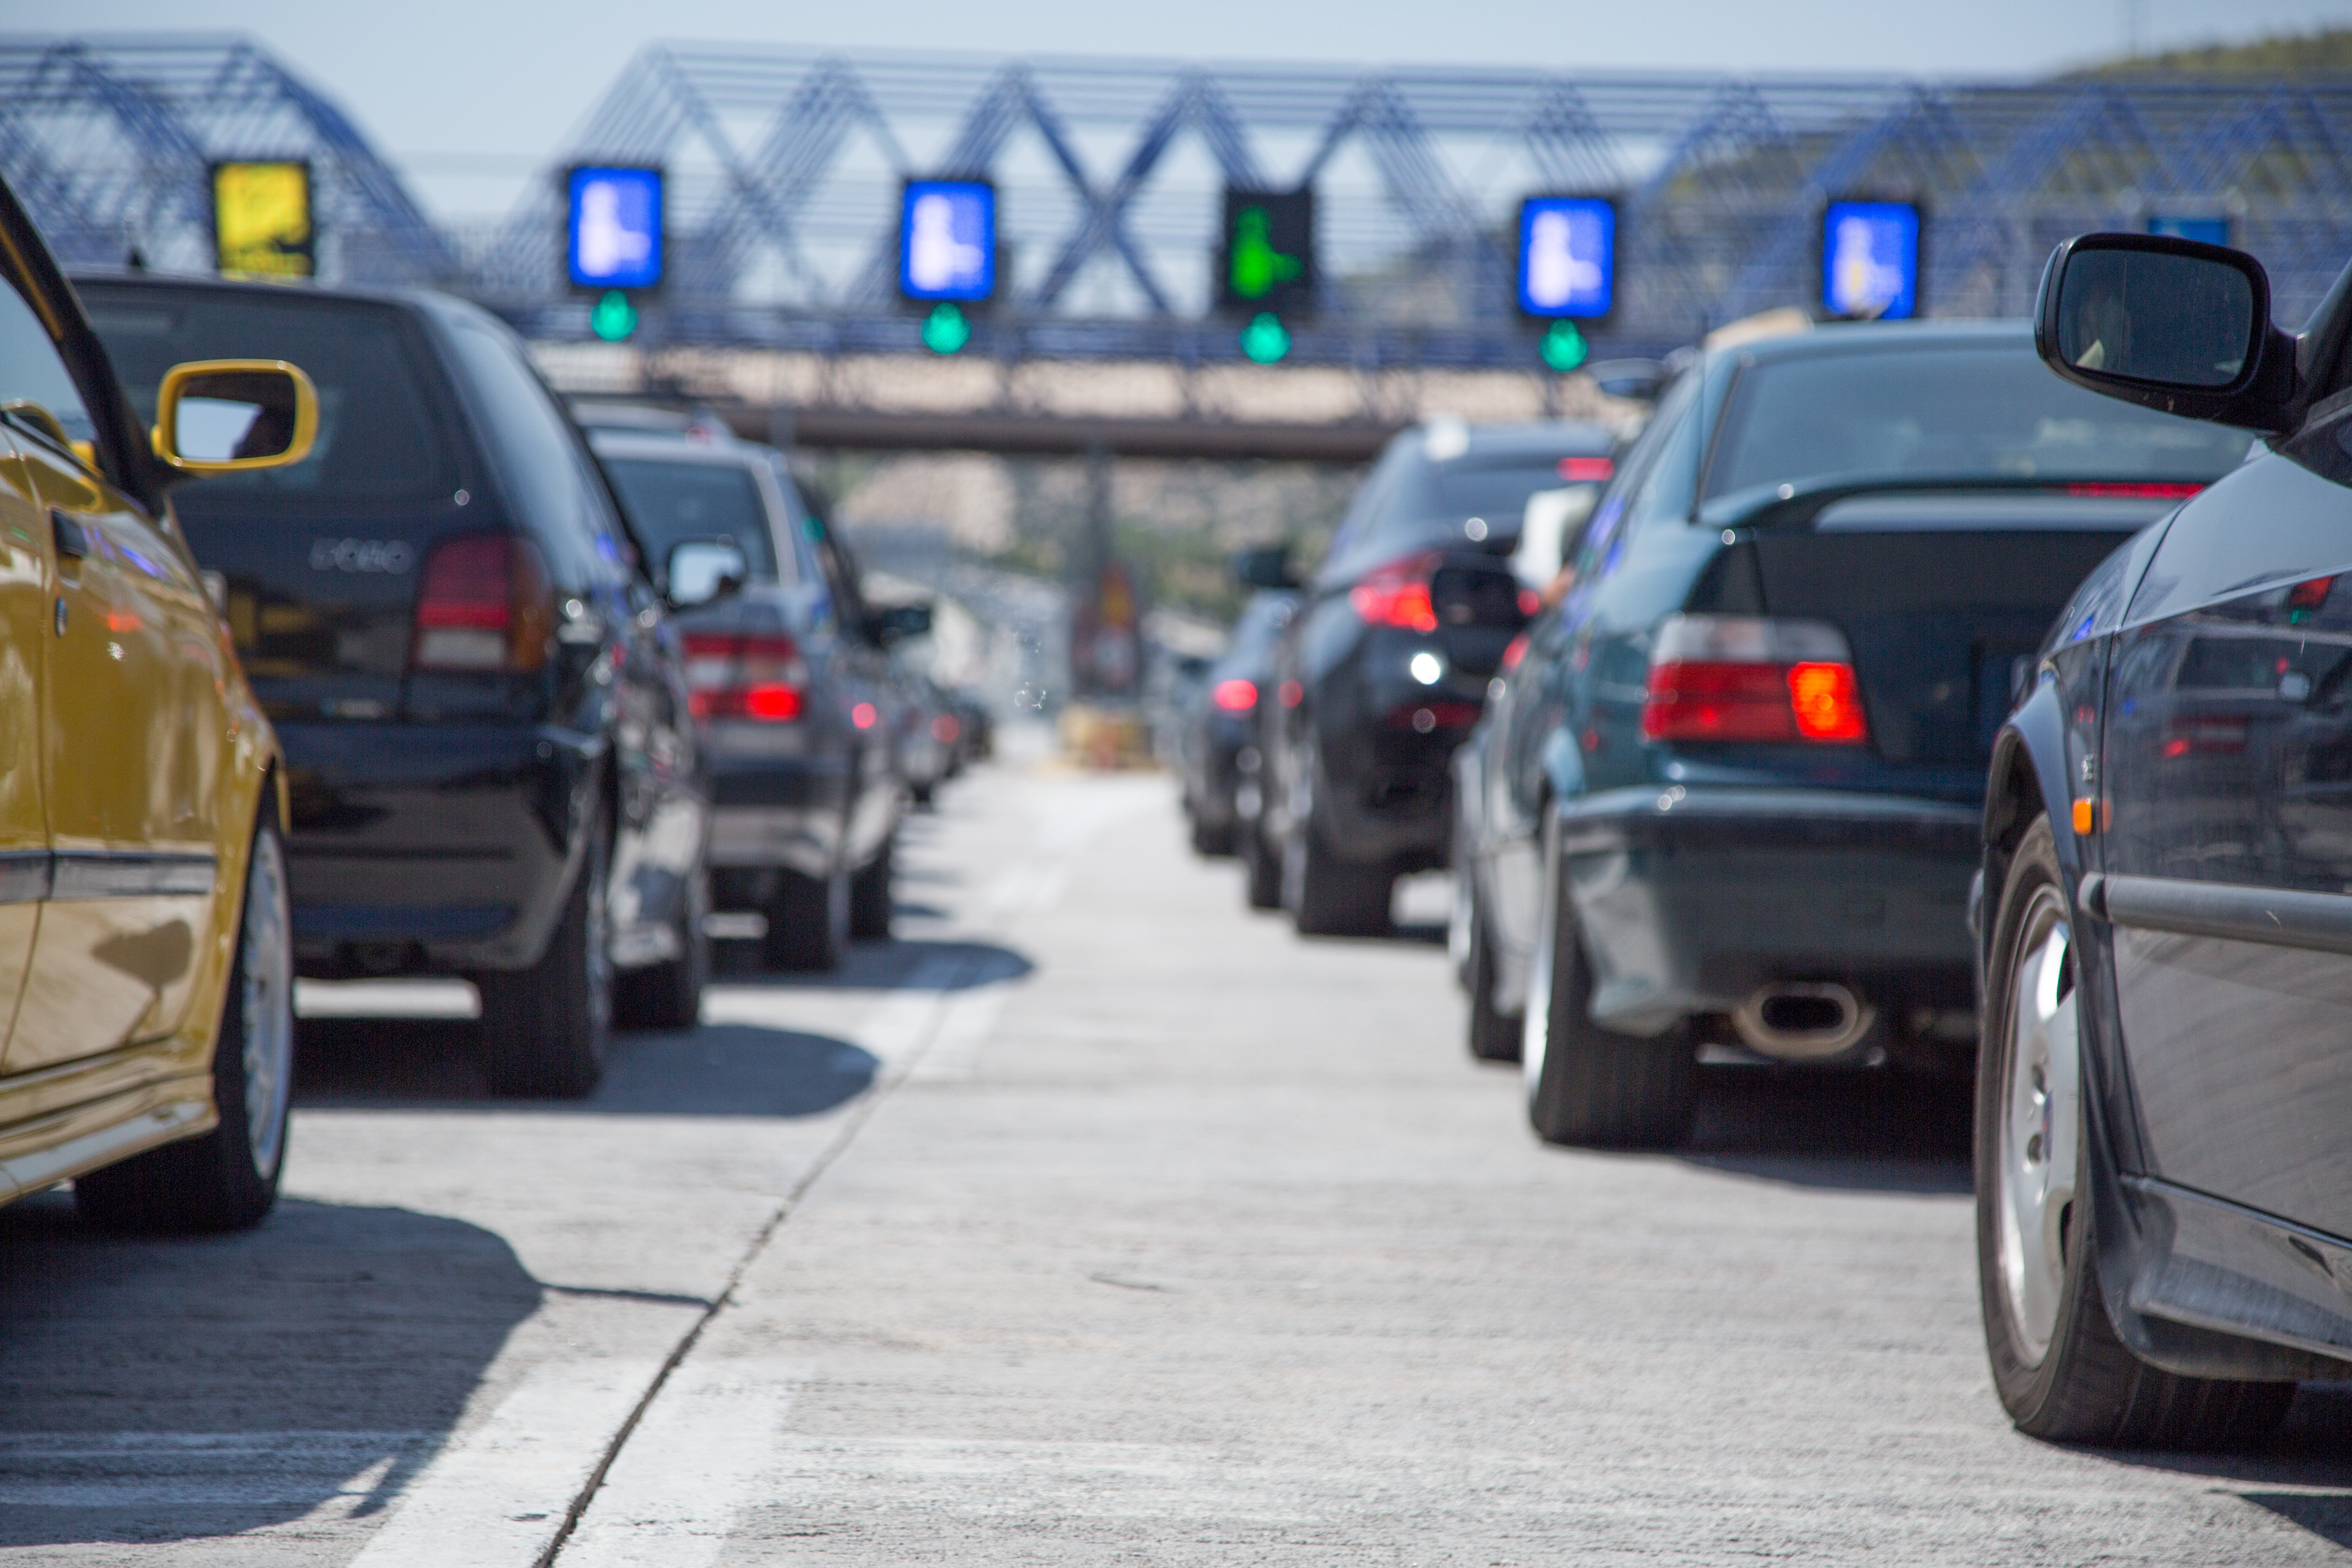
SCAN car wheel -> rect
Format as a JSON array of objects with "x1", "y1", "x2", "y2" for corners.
[
  {"x1": 764, "y1": 859, "x2": 850, "y2": 971},
  {"x1": 910, "y1": 780, "x2": 935, "y2": 808},
  {"x1": 77, "y1": 814, "x2": 295, "y2": 1233},
  {"x1": 849, "y1": 834, "x2": 894, "y2": 941},
  {"x1": 1523, "y1": 825, "x2": 1692, "y2": 1147},
  {"x1": 1975, "y1": 815, "x2": 2294, "y2": 1448},
  {"x1": 1190, "y1": 811, "x2": 1236, "y2": 859},
  {"x1": 477, "y1": 815, "x2": 612, "y2": 1098},
  {"x1": 1241, "y1": 816, "x2": 1284, "y2": 911},
  {"x1": 614, "y1": 864, "x2": 709, "y2": 1029},
  {"x1": 1465, "y1": 885, "x2": 1522, "y2": 1064}
]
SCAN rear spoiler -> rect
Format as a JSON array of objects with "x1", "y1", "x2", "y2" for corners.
[{"x1": 1698, "y1": 473, "x2": 2206, "y2": 533}]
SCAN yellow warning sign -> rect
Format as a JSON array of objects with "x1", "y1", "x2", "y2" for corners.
[{"x1": 212, "y1": 162, "x2": 314, "y2": 279}]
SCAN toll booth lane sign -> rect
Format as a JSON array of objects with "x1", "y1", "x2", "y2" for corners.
[
  {"x1": 1217, "y1": 187, "x2": 1316, "y2": 318},
  {"x1": 568, "y1": 166, "x2": 664, "y2": 292},
  {"x1": 1821, "y1": 199, "x2": 1919, "y2": 320},
  {"x1": 212, "y1": 161, "x2": 314, "y2": 279},
  {"x1": 1517, "y1": 196, "x2": 1614, "y2": 320},
  {"x1": 899, "y1": 180, "x2": 997, "y2": 304}
]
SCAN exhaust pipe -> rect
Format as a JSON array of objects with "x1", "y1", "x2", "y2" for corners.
[{"x1": 1733, "y1": 983, "x2": 1875, "y2": 1061}]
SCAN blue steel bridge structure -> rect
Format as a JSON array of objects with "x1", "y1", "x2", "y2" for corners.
[{"x1": 6, "y1": 35, "x2": 2352, "y2": 378}]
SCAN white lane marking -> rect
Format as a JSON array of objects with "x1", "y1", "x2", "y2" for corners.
[
  {"x1": 554, "y1": 1361, "x2": 810, "y2": 1568},
  {"x1": 907, "y1": 983, "x2": 1015, "y2": 1084},
  {"x1": 345, "y1": 1359, "x2": 664, "y2": 1568}
]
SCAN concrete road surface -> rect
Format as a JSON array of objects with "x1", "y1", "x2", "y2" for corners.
[{"x1": 2, "y1": 747, "x2": 2347, "y2": 1565}]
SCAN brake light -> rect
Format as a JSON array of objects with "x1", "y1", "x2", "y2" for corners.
[
  {"x1": 1559, "y1": 457, "x2": 1614, "y2": 483},
  {"x1": 1641, "y1": 614, "x2": 1867, "y2": 746},
  {"x1": 683, "y1": 632, "x2": 807, "y2": 722},
  {"x1": 412, "y1": 533, "x2": 553, "y2": 672},
  {"x1": 1213, "y1": 678, "x2": 1258, "y2": 711},
  {"x1": 2064, "y1": 482, "x2": 2204, "y2": 500},
  {"x1": 932, "y1": 713, "x2": 962, "y2": 744},
  {"x1": 1350, "y1": 553, "x2": 1441, "y2": 632},
  {"x1": 1501, "y1": 633, "x2": 1529, "y2": 672}
]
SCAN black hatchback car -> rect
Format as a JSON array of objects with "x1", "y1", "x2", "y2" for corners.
[
  {"x1": 1968, "y1": 232, "x2": 2352, "y2": 1450},
  {"x1": 1254, "y1": 419, "x2": 1618, "y2": 935},
  {"x1": 78, "y1": 274, "x2": 708, "y2": 1098},
  {"x1": 1180, "y1": 587, "x2": 1296, "y2": 859},
  {"x1": 1456, "y1": 320, "x2": 2255, "y2": 1147}
]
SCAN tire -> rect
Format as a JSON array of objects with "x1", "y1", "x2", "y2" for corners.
[
  {"x1": 1523, "y1": 824, "x2": 1693, "y2": 1147},
  {"x1": 1190, "y1": 810, "x2": 1236, "y2": 858},
  {"x1": 910, "y1": 780, "x2": 935, "y2": 808},
  {"x1": 477, "y1": 816, "x2": 612, "y2": 1098},
  {"x1": 77, "y1": 815, "x2": 295, "y2": 1234},
  {"x1": 1242, "y1": 816, "x2": 1284, "y2": 911},
  {"x1": 614, "y1": 865, "x2": 709, "y2": 1029},
  {"x1": 1465, "y1": 885, "x2": 1522, "y2": 1064},
  {"x1": 763, "y1": 859, "x2": 850, "y2": 971},
  {"x1": 1975, "y1": 816, "x2": 2294, "y2": 1448},
  {"x1": 1286, "y1": 815, "x2": 1393, "y2": 937},
  {"x1": 849, "y1": 834, "x2": 893, "y2": 941}
]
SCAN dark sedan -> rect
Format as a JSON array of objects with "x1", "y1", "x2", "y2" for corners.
[
  {"x1": 1255, "y1": 420, "x2": 1618, "y2": 935},
  {"x1": 1181, "y1": 588, "x2": 1296, "y2": 859},
  {"x1": 79, "y1": 274, "x2": 709, "y2": 1097},
  {"x1": 1456, "y1": 319, "x2": 2253, "y2": 1147},
  {"x1": 1971, "y1": 231, "x2": 2352, "y2": 1449}
]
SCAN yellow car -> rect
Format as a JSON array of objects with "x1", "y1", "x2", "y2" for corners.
[{"x1": 0, "y1": 176, "x2": 315, "y2": 1230}]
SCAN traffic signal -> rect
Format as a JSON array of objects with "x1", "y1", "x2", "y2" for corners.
[
  {"x1": 1821, "y1": 199, "x2": 1919, "y2": 320},
  {"x1": 212, "y1": 161, "x2": 314, "y2": 279},
  {"x1": 920, "y1": 303, "x2": 973, "y2": 355},
  {"x1": 1517, "y1": 196, "x2": 1614, "y2": 320},
  {"x1": 590, "y1": 290, "x2": 638, "y2": 343},
  {"x1": 899, "y1": 180, "x2": 997, "y2": 304},
  {"x1": 567, "y1": 166, "x2": 664, "y2": 292},
  {"x1": 1217, "y1": 187, "x2": 1315, "y2": 319}
]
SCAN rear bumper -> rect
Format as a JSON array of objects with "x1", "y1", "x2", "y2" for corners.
[
  {"x1": 704, "y1": 758, "x2": 852, "y2": 876},
  {"x1": 281, "y1": 721, "x2": 602, "y2": 975},
  {"x1": 1554, "y1": 786, "x2": 1981, "y2": 1035}
]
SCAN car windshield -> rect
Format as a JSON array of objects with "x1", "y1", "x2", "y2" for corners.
[
  {"x1": 81, "y1": 287, "x2": 456, "y2": 501},
  {"x1": 601, "y1": 457, "x2": 785, "y2": 583},
  {"x1": 1705, "y1": 344, "x2": 2258, "y2": 503}
]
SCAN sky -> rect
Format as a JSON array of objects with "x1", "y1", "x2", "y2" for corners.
[{"x1": 61, "y1": 0, "x2": 2352, "y2": 221}]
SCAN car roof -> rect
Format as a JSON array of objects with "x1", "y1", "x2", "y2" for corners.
[
  {"x1": 1719, "y1": 318, "x2": 2032, "y2": 369},
  {"x1": 69, "y1": 265, "x2": 447, "y2": 316},
  {"x1": 1412, "y1": 418, "x2": 1617, "y2": 463},
  {"x1": 589, "y1": 430, "x2": 779, "y2": 468}
]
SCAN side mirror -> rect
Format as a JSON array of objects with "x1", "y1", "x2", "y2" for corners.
[
  {"x1": 666, "y1": 539, "x2": 748, "y2": 608},
  {"x1": 153, "y1": 359, "x2": 319, "y2": 473},
  {"x1": 875, "y1": 601, "x2": 933, "y2": 643},
  {"x1": 2034, "y1": 233, "x2": 2298, "y2": 433},
  {"x1": 1431, "y1": 563, "x2": 1533, "y2": 631},
  {"x1": 1584, "y1": 358, "x2": 1669, "y2": 402},
  {"x1": 1232, "y1": 544, "x2": 1298, "y2": 590}
]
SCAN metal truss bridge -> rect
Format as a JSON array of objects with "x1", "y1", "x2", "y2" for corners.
[{"x1": 8, "y1": 35, "x2": 2352, "y2": 378}]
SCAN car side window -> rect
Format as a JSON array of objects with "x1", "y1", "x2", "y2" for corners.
[
  {"x1": 0, "y1": 272, "x2": 96, "y2": 456},
  {"x1": 441, "y1": 316, "x2": 621, "y2": 588}
]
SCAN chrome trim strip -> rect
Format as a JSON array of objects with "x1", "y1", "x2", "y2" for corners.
[
  {"x1": 2103, "y1": 873, "x2": 2352, "y2": 958},
  {"x1": 48, "y1": 852, "x2": 216, "y2": 899}
]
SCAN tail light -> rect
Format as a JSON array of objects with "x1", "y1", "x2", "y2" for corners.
[
  {"x1": 1641, "y1": 614, "x2": 1867, "y2": 745},
  {"x1": 1350, "y1": 552, "x2": 1441, "y2": 632},
  {"x1": 1212, "y1": 677, "x2": 1258, "y2": 711},
  {"x1": 932, "y1": 712, "x2": 962, "y2": 744},
  {"x1": 683, "y1": 632, "x2": 808, "y2": 722},
  {"x1": 2063, "y1": 481, "x2": 2204, "y2": 500},
  {"x1": 412, "y1": 533, "x2": 553, "y2": 672}
]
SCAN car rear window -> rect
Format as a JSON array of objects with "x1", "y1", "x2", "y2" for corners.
[
  {"x1": 1705, "y1": 344, "x2": 2257, "y2": 502},
  {"x1": 1432, "y1": 460, "x2": 1586, "y2": 520},
  {"x1": 601, "y1": 458, "x2": 785, "y2": 583},
  {"x1": 80, "y1": 287, "x2": 457, "y2": 502}
]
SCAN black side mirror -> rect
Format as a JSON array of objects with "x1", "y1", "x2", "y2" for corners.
[
  {"x1": 1430, "y1": 563, "x2": 1532, "y2": 631},
  {"x1": 1232, "y1": 544, "x2": 1300, "y2": 590},
  {"x1": 666, "y1": 539, "x2": 748, "y2": 608},
  {"x1": 875, "y1": 601, "x2": 933, "y2": 644},
  {"x1": 2034, "y1": 232, "x2": 2299, "y2": 433},
  {"x1": 1585, "y1": 358, "x2": 1669, "y2": 402}
]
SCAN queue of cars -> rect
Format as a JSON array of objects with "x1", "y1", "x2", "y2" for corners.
[
  {"x1": 1190, "y1": 235, "x2": 2352, "y2": 1451},
  {"x1": 0, "y1": 164, "x2": 977, "y2": 1230}
]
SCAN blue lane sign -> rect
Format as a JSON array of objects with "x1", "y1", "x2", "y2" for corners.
[
  {"x1": 567, "y1": 166, "x2": 663, "y2": 291},
  {"x1": 2148, "y1": 215, "x2": 2230, "y2": 247},
  {"x1": 1517, "y1": 196, "x2": 1615, "y2": 319},
  {"x1": 899, "y1": 180, "x2": 996, "y2": 304},
  {"x1": 1821, "y1": 199, "x2": 1919, "y2": 320}
]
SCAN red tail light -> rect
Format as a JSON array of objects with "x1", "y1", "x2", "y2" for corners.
[
  {"x1": 1350, "y1": 552, "x2": 1441, "y2": 632},
  {"x1": 412, "y1": 533, "x2": 553, "y2": 672},
  {"x1": 2064, "y1": 481, "x2": 2204, "y2": 500},
  {"x1": 932, "y1": 713, "x2": 962, "y2": 744},
  {"x1": 1212, "y1": 678, "x2": 1258, "y2": 711},
  {"x1": 1641, "y1": 615, "x2": 1867, "y2": 746},
  {"x1": 683, "y1": 632, "x2": 807, "y2": 722},
  {"x1": 1559, "y1": 456, "x2": 1615, "y2": 483}
]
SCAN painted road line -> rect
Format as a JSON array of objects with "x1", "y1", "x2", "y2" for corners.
[{"x1": 551, "y1": 1361, "x2": 812, "y2": 1568}]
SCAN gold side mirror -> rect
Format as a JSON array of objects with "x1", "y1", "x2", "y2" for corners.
[{"x1": 152, "y1": 359, "x2": 319, "y2": 474}]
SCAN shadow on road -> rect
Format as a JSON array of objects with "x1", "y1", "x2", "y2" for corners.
[
  {"x1": 712, "y1": 935, "x2": 1033, "y2": 992},
  {"x1": 1675, "y1": 1066, "x2": 1972, "y2": 1193},
  {"x1": 0, "y1": 1193, "x2": 537, "y2": 1546}
]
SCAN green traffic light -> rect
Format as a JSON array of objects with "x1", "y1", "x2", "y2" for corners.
[
  {"x1": 1540, "y1": 319, "x2": 1588, "y2": 373},
  {"x1": 1239, "y1": 311, "x2": 1291, "y2": 364},
  {"x1": 921, "y1": 302, "x2": 971, "y2": 355},
  {"x1": 590, "y1": 290, "x2": 637, "y2": 343},
  {"x1": 1228, "y1": 205, "x2": 1304, "y2": 301}
]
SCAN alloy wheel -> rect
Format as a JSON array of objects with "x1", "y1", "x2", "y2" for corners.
[{"x1": 1996, "y1": 885, "x2": 2080, "y2": 1365}]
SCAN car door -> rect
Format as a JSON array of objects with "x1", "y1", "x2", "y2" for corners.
[
  {"x1": 2100, "y1": 432, "x2": 2352, "y2": 1241},
  {"x1": 0, "y1": 305, "x2": 225, "y2": 1072}
]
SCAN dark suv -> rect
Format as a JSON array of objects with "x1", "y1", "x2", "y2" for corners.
[
  {"x1": 78, "y1": 273, "x2": 709, "y2": 1098},
  {"x1": 1255, "y1": 419, "x2": 1618, "y2": 935}
]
